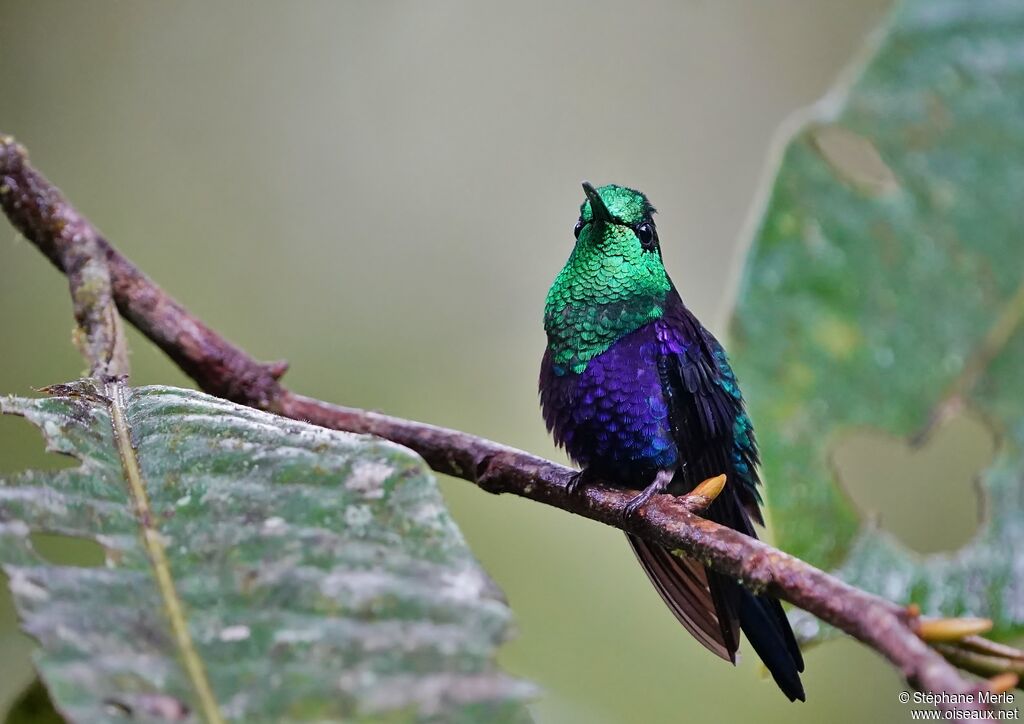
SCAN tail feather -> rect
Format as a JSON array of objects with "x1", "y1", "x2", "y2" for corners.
[
  {"x1": 738, "y1": 591, "x2": 805, "y2": 701},
  {"x1": 627, "y1": 534, "x2": 738, "y2": 662},
  {"x1": 767, "y1": 594, "x2": 804, "y2": 673},
  {"x1": 628, "y1": 531, "x2": 804, "y2": 701}
]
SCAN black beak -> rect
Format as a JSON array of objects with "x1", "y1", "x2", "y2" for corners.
[{"x1": 582, "y1": 181, "x2": 612, "y2": 224}]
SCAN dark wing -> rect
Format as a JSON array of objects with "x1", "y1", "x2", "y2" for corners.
[
  {"x1": 627, "y1": 534, "x2": 738, "y2": 661},
  {"x1": 626, "y1": 291, "x2": 754, "y2": 663},
  {"x1": 659, "y1": 290, "x2": 763, "y2": 524},
  {"x1": 635, "y1": 290, "x2": 804, "y2": 700}
]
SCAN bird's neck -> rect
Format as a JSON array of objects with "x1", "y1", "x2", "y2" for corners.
[{"x1": 543, "y1": 244, "x2": 670, "y2": 375}]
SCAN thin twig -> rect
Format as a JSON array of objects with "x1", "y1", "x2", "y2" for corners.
[
  {"x1": 0, "y1": 136, "x2": 281, "y2": 403},
  {"x1": 1, "y1": 134, "x2": 1015, "y2": 718},
  {"x1": 0, "y1": 136, "x2": 127, "y2": 377}
]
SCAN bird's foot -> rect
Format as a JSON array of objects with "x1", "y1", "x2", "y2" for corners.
[
  {"x1": 622, "y1": 470, "x2": 673, "y2": 523},
  {"x1": 565, "y1": 468, "x2": 597, "y2": 497}
]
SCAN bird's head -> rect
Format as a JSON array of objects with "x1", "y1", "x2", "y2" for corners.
[
  {"x1": 543, "y1": 182, "x2": 672, "y2": 374},
  {"x1": 575, "y1": 181, "x2": 661, "y2": 259}
]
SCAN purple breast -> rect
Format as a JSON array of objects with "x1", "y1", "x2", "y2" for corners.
[{"x1": 540, "y1": 321, "x2": 684, "y2": 482}]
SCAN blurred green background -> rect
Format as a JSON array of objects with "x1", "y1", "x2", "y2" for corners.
[{"x1": 3, "y1": 1, "x2": 996, "y2": 722}]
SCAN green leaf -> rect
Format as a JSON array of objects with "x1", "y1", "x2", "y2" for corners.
[
  {"x1": 730, "y1": 0, "x2": 1024, "y2": 642},
  {"x1": 0, "y1": 380, "x2": 533, "y2": 722}
]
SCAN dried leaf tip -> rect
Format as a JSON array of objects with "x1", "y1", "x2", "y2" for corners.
[
  {"x1": 685, "y1": 474, "x2": 727, "y2": 509},
  {"x1": 918, "y1": 617, "x2": 994, "y2": 642},
  {"x1": 987, "y1": 672, "x2": 1019, "y2": 694}
]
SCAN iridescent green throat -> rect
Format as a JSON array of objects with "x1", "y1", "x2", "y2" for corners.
[{"x1": 544, "y1": 222, "x2": 670, "y2": 375}]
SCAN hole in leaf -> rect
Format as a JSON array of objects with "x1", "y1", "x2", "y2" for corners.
[
  {"x1": 0, "y1": 416, "x2": 77, "y2": 474},
  {"x1": 810, "y1": 124, "x2": 900, "y2": 195},
  {"x1": 830, "y1": 410, "x2": 996, "y2": 554},
  {"x1": 29, "y1": 533, "x2": 105, "y2": 568}
]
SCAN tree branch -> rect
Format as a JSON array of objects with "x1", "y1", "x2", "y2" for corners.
[
  {"x1": 0, "y1": 136, "x2": 127, "y2": 377},
  {"x1": 1, "y1": 134, "x2": 1017, "y2": 719},
  {"x1": 0, "y1": 136, "x2": 282, "y2": 404}
]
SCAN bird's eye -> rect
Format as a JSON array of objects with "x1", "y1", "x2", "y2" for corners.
[
  {"x1": 573, "y1": 219, "x2": 584, "y2": 239},
  {"x1": 635, "y1": 221, "x2": 655, "y2": 249}
]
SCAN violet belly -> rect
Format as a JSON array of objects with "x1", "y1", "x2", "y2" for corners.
[{"x1": 541, "y1": 321, "x2": 679, "y2": 484}]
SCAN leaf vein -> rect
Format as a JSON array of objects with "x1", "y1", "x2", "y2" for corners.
[{"x1": 106, "y1": 379, "x2": 225, "y2": 724}]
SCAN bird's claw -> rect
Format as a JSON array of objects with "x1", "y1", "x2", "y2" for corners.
[
  {"x1": 621, "y1": 470, "x2": 673, "y2": 524},
  {"x1": 565, "y1": 469, "x2": 590, "y2": 496},
  {"x1": 622, "y1": 491, "x2": 653, "y2": 522}
]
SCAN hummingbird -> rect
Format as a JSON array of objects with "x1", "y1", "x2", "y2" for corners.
[{"x1": 539, "y1": 182, "x2": 805, "y2": 701}]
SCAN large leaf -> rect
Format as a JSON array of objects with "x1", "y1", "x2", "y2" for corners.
[
  {"x1": 730, "y1": 0, "x2": 1024, "y2": 641},
  {"x1": 0, "y1": 380, "x2": 533, "y2": 722}
]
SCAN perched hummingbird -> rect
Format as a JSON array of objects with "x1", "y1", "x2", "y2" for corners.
[{"x1": 540, "y1": 182, "x2": 805, "y2": 701}]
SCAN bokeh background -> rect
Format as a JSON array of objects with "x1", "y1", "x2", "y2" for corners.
[{"x1": 3, "y1": 2, "x2": 992, "y2": 722}]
